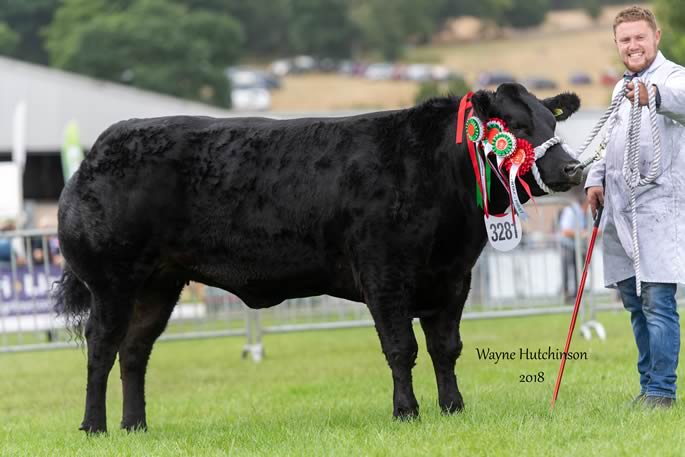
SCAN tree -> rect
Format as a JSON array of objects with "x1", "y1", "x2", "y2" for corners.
[
  {"x1": 442, "y1": 0, "x2": 553, "y2": 29},
  {"x1": 349, "y1": 1, "x2": 407, "y2": 60},
  {"x1": 222, "y1": 0, "x2": 292, "y2": 57},
  {"x1": 184, "y1": 0, "x2": 450, "y2": 61},
  {"x1": 349, "y1": 0, "x2": 447, "y2": 60},
  {"x1": 0, "y1": 22, "x2": 19, "y2": 55},
  {"x1": 439, "y1": 0, "x2": 479, "y2": 18},
  {"x1": 655, "y1": 0, "x2": 685, "y2": 65},
  {"x1": 582, "y1": 0, "x2": 601, "y2": 21},
  {"x1": 45, "y1": 0, "x2": 243, "y2": 107},
  {"x1": 288, "y1": 0, "x2": 356, "y2": 58},
  {"x1": 502, "y1": 0, "x2": 550, "y2": 28},
  {"x1": 0, "y1": 0, "x2": 59, "y2": 64}
]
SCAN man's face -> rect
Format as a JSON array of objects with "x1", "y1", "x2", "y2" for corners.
[{"x1": 615, "y1": 20, "x2": 661, "y2": 73}]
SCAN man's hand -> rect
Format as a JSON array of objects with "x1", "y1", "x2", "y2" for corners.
[
  {"x1": 586, "y1": 186, "x2": 604, "y2": 217},
  {"x1": 625, "y1": 81, "x2": 657, "y2": 106}
]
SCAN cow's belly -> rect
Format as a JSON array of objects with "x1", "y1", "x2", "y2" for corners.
[{"x1": 177, "y1": 250, "x2": 362, "y2": 308}]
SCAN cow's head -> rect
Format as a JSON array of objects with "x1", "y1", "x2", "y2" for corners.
[{"x1": 470, "y1": 83, "x2": 582, "y2": 197}]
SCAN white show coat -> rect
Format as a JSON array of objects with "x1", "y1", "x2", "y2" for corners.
[{"x1": 585, "y1": 51, "x2": 685, "y2": 287}]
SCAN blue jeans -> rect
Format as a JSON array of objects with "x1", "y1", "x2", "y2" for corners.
[{"x1": 617, "y1": 277, "x2": 679, "y2": 399}]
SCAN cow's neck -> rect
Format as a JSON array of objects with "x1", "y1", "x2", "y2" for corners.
[{"x1": 404, "y1": 95, "x2": 513, "y2": 216}]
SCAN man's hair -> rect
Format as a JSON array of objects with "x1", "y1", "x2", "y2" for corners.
[{"x1": 613, "y1": 5, "x2": 658, "y2": 34}]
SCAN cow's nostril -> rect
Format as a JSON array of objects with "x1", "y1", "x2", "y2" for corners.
[
  {"x1": 563, "y1": 163, "x2": 583, "y2": 183},
  {"x1": 563, "y1": 163, "x2": 580, "y2": 175}
]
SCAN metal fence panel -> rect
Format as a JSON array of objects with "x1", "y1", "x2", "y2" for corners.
[{"x1": 2, "y1": 221, "x2": 681, "y2": 354}]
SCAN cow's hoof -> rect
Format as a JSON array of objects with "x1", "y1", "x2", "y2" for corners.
[
  {"x1": 441, "y1": 401, "x2": 464, "y2": 415},
  {"x1": 121, "y1": 419, "x2": 148, "y2": 433},
  {"x1": 393, "y1": 405, "x2": 420, "y2": 421},
  {"x1": 79, "y1": 422, "x2": 107, "y2": 435},
  {"x1": 440, "y1": 396, "x2": 465, "y2": 415}
]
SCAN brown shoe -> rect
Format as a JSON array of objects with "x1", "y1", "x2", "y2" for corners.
[
  {"x1": 642, "y1": 396, "x2": 676, "y2": 409},
  {"x1": 630, "y1": 393, "x2": 646, "y2": 406}
]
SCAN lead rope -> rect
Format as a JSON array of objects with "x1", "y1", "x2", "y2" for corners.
[{"x1": 572, "y1": 77, "x2": 662, "y2": 296}]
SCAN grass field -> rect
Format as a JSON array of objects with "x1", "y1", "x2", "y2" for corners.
[{"x1": 1, "y1": 311, "x2": 683, "y2": 456}]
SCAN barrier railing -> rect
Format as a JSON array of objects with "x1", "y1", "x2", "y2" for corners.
[{"x1": 0, "y1": 204, "x2": 621, "y2": 355}]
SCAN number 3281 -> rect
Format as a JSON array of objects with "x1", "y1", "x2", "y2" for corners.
[{"x1": 489, "y1": 221, "x2": 519, "y2": 242}]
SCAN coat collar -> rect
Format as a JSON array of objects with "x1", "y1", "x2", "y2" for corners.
[{"x1": 625, "y1": 51, "x2": 666, "y2": 78}]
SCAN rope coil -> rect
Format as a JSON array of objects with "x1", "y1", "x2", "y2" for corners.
[{"x1": 571, "y1": 77, "x2": 663, "y2": 296}]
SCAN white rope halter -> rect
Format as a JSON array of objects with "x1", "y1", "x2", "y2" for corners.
[
  {"x1": 530, "y1": 136, "x2": 574, "y2": 194},
  {"x1": 571, "y1": 77, "x2": 662, "y2": 296}
]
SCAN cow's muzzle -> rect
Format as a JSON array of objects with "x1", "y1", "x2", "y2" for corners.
[
  {"x1": 563, "y1": 161, "x2": 583, "y2": 184},
  {"x1": 531, "y1": 137, "x2": 582, "y2": 194}
]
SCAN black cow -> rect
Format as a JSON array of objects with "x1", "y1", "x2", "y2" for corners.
[{"x1": 54, "y1": 83, "x2": 582, "y2": 434}]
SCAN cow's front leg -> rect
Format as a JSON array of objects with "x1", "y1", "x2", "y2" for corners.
[
  {"x1": 365, "y1": 274, "x2": 419, "y2": 419},
  {"x1": 419, "y1": 276, "x2": 470, "y2": 414}
]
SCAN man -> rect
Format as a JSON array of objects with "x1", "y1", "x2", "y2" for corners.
[{"x1": 585, "y1": 5, "x2": 685, "y2": 408}]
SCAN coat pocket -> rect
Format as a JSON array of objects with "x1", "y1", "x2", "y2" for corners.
[
  {"x1": 636, "y1": 115, "x2": 674, "y2": 181},
  {"x1": 620, "y1": 179, "x2": 671, "y2": 214}
]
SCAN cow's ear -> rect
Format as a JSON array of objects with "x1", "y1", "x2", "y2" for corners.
[
  {"x1": 471, "y1": 90, "x2": 494, "y2": 121},
  {"x1": 542, "y1": 92, "x2": 580, "y2": 121}
]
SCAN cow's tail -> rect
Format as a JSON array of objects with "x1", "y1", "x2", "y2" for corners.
[{"x1": 52, "y1": 263, "x2": 92, "y2": 338}]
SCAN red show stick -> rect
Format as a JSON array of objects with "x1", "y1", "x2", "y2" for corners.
[{"x1": 550, "y1": 206, "x2": 603, "y2": 410}]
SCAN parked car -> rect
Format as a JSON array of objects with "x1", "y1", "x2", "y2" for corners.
[
  {"x1": 269, "y1": 56, "x2": 318, "y2": 76},
  {"x1": 569, "y1": 72, "x2": 592, "y2": 85},
  {"x1": 270, "y1": 59, "x2": 291, "y2": 77},
  {"x1": 523, "y1": 76, "x2": 558, "y2": 90},
  {"x1": 226, "y1": 67, "x2": 273, "y2": 111},
  {"x1": 231, "y1": 86, "x2": 271, "y2": 111},
  {"x1": 477, "y1": 71, "x2": 516, "y2": 88},
  {"x1": 600, "y1": 68, "x2": 621, "y2": 87},
  {"x1": 291, "y1": 55, "x2": 317, "y2": 73},
  {"x1": 364, "y1": 63, "x2": 395, "y2": 80},
  {"x1": 317, "y1": 57, "x2": 339, "y2": 73},
  {"x1": 430, "y1": 65, "x2": 461, "y2": 82},
  {"x1": 404, "y1": 64, "x2": 433, "y2": 82},
  {"x1": 226, "y1": 67, "x2": 282, "y2": 90}
]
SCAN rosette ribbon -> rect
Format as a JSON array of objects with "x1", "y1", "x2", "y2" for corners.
[
  {"x1": 501, "y1": 139, "x2": 536, "y2": 220},
  {"x1": 484, "y1": 118, "x2": 506, "y2": 156},
  {"x1": 466, "y1": 117, "x2": 484, "y2": 143}
]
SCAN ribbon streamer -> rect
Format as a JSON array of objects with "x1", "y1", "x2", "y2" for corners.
[{"x1": 508, "y1": 163, "x2": 528, "y2": 220}]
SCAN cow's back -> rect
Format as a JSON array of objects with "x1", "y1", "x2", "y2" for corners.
[{"x1": 59, "y1": 114, "x2": 400, "y2": 305}]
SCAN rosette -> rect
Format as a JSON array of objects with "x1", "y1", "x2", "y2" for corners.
[
  {"x1": 492, "y1": 131, "x2": 517, "y2": 158},
  {"x1": 502, "y1": 138, "x2": 535, "y2": 175},
  {"x1": 466, "y1": 117, "x2": 485, "y2": 143}
]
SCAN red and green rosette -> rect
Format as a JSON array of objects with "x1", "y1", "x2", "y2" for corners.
[
  {"x1": 492, "y1": 131, "x2": 517, "y2": 158},
  {"x1": 466, "y1": 117, "x2": 484, "y2": 143},
  {"x1": 486, "y1": 118, "x2": 506, "y2": 145},
  {"x1": 502, "y1": 139, "x2": 535, "y2": 176}
]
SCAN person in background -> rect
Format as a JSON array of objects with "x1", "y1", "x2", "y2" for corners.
[
  {"x1": 557, "y1": 193, "x2": 590, "y2": 304},
  {"x1": 0, "y1": 219, "x2": 26, "y2": 265},
  {"x1": 29, "y1": 216, "x2": 60, "y2": 266}
]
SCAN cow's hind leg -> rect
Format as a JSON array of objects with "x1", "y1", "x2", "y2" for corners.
[
  {"x1": 80, "y1": 284, "x2": 134, "y2": 434},
  {"x1": 364, "y1": 268, "x2": 419, "y2": 419},
  {"x1": 419, "y1": 275, "x2": 470, "y2": 414},
  {"x1": 119, "y1": 275, "x2": 184, "y2": 432}
]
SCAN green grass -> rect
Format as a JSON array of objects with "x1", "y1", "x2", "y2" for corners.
[{"x1": 1, "y1": 311, "x2": 684, "y2": 456}]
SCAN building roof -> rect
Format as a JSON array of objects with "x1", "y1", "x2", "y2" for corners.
[{"x1": 0, "y1": 56, "x2": 243, "y2": 151}]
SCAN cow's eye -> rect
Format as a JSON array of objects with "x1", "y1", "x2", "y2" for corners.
[{"x1": 511, "y1": 125, "x2": 530, "y2": 136}]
